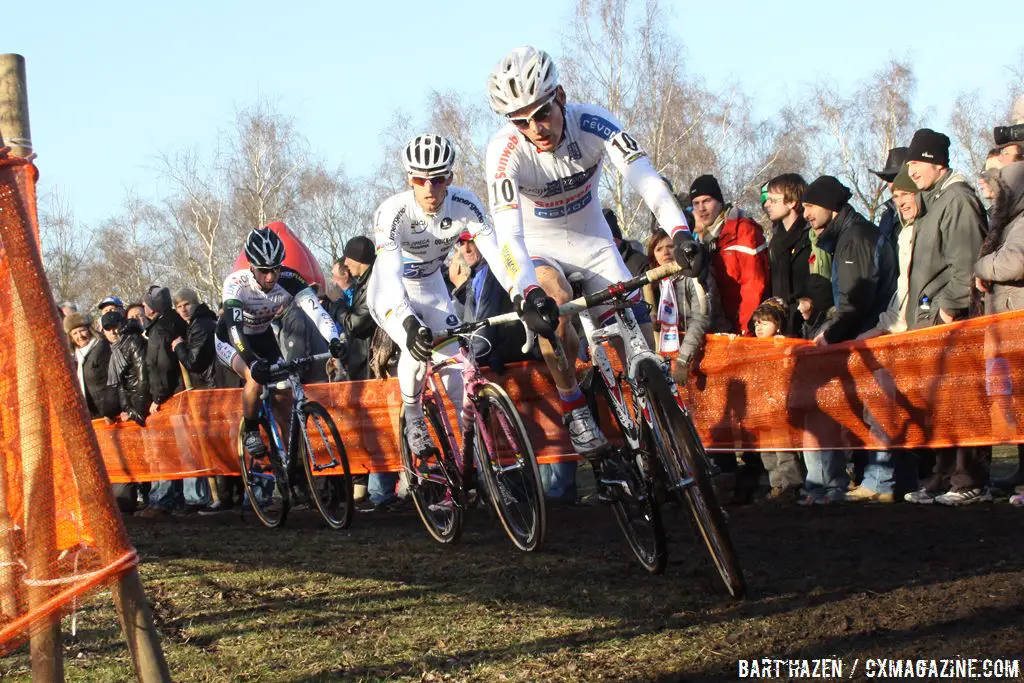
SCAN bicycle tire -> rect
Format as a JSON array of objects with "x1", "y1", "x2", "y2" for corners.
[
  {"x1": 299, "y1": 401, "x2": 355, "y2": 530},
  {"x1": 589, "y1": 369, "x2": 667, "y2": 574},
  {"x1": 237, "y1": 414, "x2": 290, "y2": 528},
  {"x1": 399, "y1": 398, "x2": 464, "y2": 544},
  {"x1": 473, "y1": 383, "x2": 547, "y2": 552},
  {"x1": 640, "y1": 358, "x2": 746, "y2": 598}
]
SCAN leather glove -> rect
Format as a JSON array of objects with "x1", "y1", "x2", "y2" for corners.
[
  {"x1": 514, "y1": 287, "x2": 559, "y2": 338},
  {"x1": 672, "y1": 231, "x2": 704, "y2": 278},
  {"x1": 402, "y1": 316, "x2": 434, "y2": 363},
  {"x1": 249, "y1": 358, "x2": 273, "y2": 385},
  {"x1": 329, "y1": 336, "x2": 348, "y2": 360}
]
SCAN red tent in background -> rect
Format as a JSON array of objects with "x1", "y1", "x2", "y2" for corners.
[{"x1": 232, "y1": 221, "x2": 326, "y2": 292}]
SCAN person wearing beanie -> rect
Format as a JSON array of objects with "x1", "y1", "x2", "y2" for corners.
[
  {"x1": 330, "y1": 234, "x2": 378, "y2": 383},
  {"x1": 171, "y1": 287, "x2": 218, "y2": 390},
  {"x1": 137, "y1": 284, "x2": 189, "y2": 517},
  {"x1": 904, "y1": 126, "x2": 986, "y2": 332},
  {"x1": 686, "y1": 173, "x2": 769, "y2": 334},
  {"x1": 802, "y1": 175, "x2": 896, "y2": 345},
  {"x1": 800, "y1": 176, "x2": 899, "y2": 505}
]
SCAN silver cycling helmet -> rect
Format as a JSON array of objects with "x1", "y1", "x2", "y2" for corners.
[
  {"x1": 487, "y1": 46, "x2": 559, "y2": 116},
  {"x1": 402, "y1": 134, "x2": 456, "y2": 178},
  {"x1": 244, "y1": 227, "x2": 286, "y2": 269}
]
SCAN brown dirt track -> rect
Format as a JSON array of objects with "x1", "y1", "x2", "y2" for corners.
[{"x1": 2, "y1": 474, "x2": 1023, "y2": 681}]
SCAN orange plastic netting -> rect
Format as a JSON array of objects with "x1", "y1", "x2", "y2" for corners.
[
  {"x1": 96, "y1": 308, "x2": 1024, "y2": 483},
  {"x1": 0, "y1": 161, "x2": 136, "y2": 654}
]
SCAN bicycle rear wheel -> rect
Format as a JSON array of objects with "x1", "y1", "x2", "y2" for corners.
[
  {"x1": 299, "y1": 401, "x2": 354, "y2": 530},
  {"x1": 640, "y1": 358, "x2": 745, "y2": 598},
  {"x1": 399, "y1": 398, "x2": 464, "y2": 544},
  {"x1": 237, "y1": 414, "x2": 290, "y2": 528},
  {"x1": 590, "y1": 370, "x2": 667, "y2": 574},
  {"x1": 473, "y1": 383, "x2": 546, "y2": 552}
]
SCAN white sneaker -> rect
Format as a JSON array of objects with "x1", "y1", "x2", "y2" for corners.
[
  {"x1": 934, "y1": 487, "x2": 993, "y2": 506},
  {"x1": 564, "y1": 406, "x2": 609, "y2": 456},
  {"x1": 404, "y1": 415, "x2": 436, "y2": 458}
]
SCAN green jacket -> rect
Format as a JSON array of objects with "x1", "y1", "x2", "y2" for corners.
[{"x1": 904, "y1": 170, "x2": 987, "y2": 329}]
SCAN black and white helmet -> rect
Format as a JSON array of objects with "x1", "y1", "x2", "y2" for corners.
[
  {"x1": 402, "y1": 134, "x2": 456, "y2": 178},
  {"x1": 244, "y1": 227, "x2": 286, "y2": 269},
  {"x1": 488, "y1": 46, "x2": 558, "y2": 116}
]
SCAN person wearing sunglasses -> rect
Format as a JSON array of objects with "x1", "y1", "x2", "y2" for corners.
[
  {"x1": 367, "y1": 134, "x2": 519, "y2": 463},
  {"x1": 217, "y1": 226, "x2": 347, "y2": 458},
  {"x1": 484, "y1": 46, "x2": 702, "y2": 459}
]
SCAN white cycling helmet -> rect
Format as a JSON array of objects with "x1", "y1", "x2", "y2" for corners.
[
  {"x1": 487, "y1": 46, "x2": 559, "y2": 116},
  {"x1": 402, "y1": 134, "x2": 456, "y2": 178}
]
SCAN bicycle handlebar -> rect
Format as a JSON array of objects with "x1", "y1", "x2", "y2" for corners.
[{"x1": 268, "y1": 352, "x2": 333, "y2": 377}]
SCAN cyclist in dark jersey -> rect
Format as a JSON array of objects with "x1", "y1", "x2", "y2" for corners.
[{"x1": 216, "y1": 227, "x2": 346, "y2": 456}]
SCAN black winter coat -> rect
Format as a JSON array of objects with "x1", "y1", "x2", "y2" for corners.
[
  {"x1": 767, "y1": 216, "x2": 813, "y2": 337},
  {"x1": 76, "y1": 338, "x2": 118, "y2": 418},
  {"x1": 330, "y1": 265, "x2": 376, "y2": 380},
  {"x1": 174, "y1": 303, "x2": 218, "y2": 389},
  {"x1": 107, "y1": 322, "x2": 151, "y2": 423},
  {"x1": 817, "y1": 205, "x2": 897, "y2": 343},
  {"x1": 145, "y1": 311, "x2": 187, "y2": 405}
]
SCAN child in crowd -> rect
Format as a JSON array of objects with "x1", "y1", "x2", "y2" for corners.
[
  {"x1": 752, "y1": 297, "x2": 804, "y2": 502},
  {"x1": 751, "y1": 298, "x2": 787, "y2": 338}
]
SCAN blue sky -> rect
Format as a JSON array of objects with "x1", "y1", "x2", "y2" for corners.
[{"x1": 5, "y1": 1, "x2": 1020, "y2": 228}]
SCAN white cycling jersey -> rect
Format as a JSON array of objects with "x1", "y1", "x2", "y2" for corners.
[
  {"x1": 367, "y1": 186, "x2": 508, "y2": 332},
  {"x1": 484, "y1": 102, "x2": 689, "y2": 296}
]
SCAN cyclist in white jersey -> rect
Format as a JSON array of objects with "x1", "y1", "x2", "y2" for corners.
[
  {"x1": 484, "y1": 46, "x2": 704, "y2": 456},
  {"x1": 367, "y1": 134, "x2": 516, "y2": 459},
  {"x1": 217, "y1": 227, "x2": 346, "y2": 457}
]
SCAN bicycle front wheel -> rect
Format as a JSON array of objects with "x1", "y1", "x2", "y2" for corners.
[
  {"x1": 590, "y1": 369, "x2": 667, "y2": 574},
  {"x1": 299, "y1": 401, "x2": 355, "y2": 530},
  {"x1": 640, "y1": 358, "x2": 746, "y2": 598},
  {"x1": 399, "y1": 398, "x2": 464, "y2": 544},
  {"x1": 473, "y1": 383, "x2": 546, "y2": 552},
  {"x1": 237, "y1": 414, "x2": 290, "y2": 528}
]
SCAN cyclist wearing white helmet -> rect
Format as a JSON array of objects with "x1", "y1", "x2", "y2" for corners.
[
  {"x1": 367, "y1": 134, "x2": 515, "y2": 460},
  {"x1": 217, "y1": 226, "x2": 346, "y2": 457},
  {"x1": 484, "y1": 46, "x2": 703, "y2": 457}
]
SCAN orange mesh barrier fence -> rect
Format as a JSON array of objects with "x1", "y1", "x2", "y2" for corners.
[
  {"x1": 0, "y1": 160, "x2": 137, "y2": 655},
  {"x1": 96, "y1": 307, "x2": 1024, "y2": 482}
]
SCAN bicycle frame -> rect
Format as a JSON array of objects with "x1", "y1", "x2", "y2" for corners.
[
  {"x1": 408, "y1": 337, "x2": 521, "y2": 504},
  {"x1": 257, "y1": 354, "x2": 343, "y2": 479},
  {"x1": 564, "y1": 277, "x2": 696, "y2": 494}
]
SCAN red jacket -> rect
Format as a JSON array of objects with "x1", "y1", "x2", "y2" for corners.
[{"x1": 702, "y1": 207, "x2": 769, "y2": 334}]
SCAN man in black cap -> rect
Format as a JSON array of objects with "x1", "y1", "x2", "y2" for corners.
[
  {"x1": 686, "y1": 173, "x2": 769, "y2": 334},
  {"x1": 901, "y1": 128, "x2": 990, "y2": 507},
  {"x1": 904, "y1": 128, "x2": 986, "y2": 329},
  {"x1": 137, "y1": 284, "x2": 188, "y2": 517},
  {"x1": 871, "y1": 146, "x2": 909, "y2": 258},
  {"x1": 331, "y1": 235, "x2": 377, "y2": 382},
  {"x1": 802, "y1": 176, "x2": 896, "y2": 345}
]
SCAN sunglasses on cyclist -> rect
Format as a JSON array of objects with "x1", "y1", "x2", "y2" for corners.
[
  {"x1": 410, "y1": 175, "x2": 450, "y2": 187},
  {"x1": 508, "y1": 95, "x2": 557, "y2": 129},
  {"x1": 252, "y1": 266, "x2": 281, "y2": 275}
]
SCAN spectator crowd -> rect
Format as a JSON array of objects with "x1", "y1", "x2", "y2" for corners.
[{"x1": 58, "y1": 118, "x2": 1024, "y2": 518}]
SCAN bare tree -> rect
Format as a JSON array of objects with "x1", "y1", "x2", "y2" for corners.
[
  {"x1": 39, "y1": 189, "x2": 94, "y2": 305},
  {"x1": 160, "y1": 148, "x2": 229, "y2": 304},
  {"x1": 807, "y1": 60, "x2": 920, "y2": 222},
  {"x1": 950, "y1": 50, "x2": 1024, "y2": 177},
  {"x1": 425, "y1": 89, "x2": 496, "y2": 202},
  {"x1": 92, "y1": 192, "x2": 172, "y2": 301},
  {"x1": 223, "y1": 99, "x2": 308, "y2": 233},
  {"x1": 295, "y1": 162, "x2": 379, "y2": 264}
]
